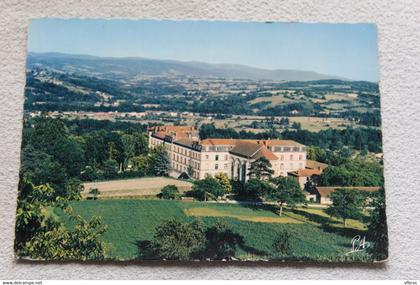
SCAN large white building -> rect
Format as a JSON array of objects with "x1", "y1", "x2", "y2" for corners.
[{"x1": 148, "y1": 126, "x2": 308, "y2": 182}]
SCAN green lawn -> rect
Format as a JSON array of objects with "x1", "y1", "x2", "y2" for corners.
[{"x1": 53, "y1": 199, "x2": 371, "y2": 261}]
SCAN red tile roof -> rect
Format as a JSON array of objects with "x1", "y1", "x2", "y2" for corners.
[
  {"x1": 200, "y1": 138, "x2": 304, "y2": 148},
  {"x1": 257, "y1": 139, "x2": 305, "y2": 147},
  {"x1": 253, "y1": 147, "x2": 279, "y2": 160},
  {"x1": 148, "y1": 125, "x2": 196, "y2": 132},
  {"x1": 316, "y1": 186, "x2": 380, "y2": 197},
  {"x1": 230, "y1": 141, "x2": 263, "y2": 158},
  {"x1": 150, "y1": 126, "x2": 305, "y2": 153},
  {"x1": 288, "y1": 169, "x2": 321, "y2": 177},
  {"x1": 200, "y1": 139, "x2": 239, "y2": 146},
  {"x1": 230, "y1": 141, "x2": 278, "y2": 161},
  {"x1": 306, "y1": 160, "x2": 328, "y2": 170}
]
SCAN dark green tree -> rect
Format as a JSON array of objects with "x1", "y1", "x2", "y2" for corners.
[
  {"x1": 132, "y1": 132, "x2": 149, "y2": 156},
  {"x1": 20, "y1": 146, "x2": 68, "y2": 195},
  {"x1": 151, "y1": 145, "x2": 171, "y2": 176},
  {"x1": 192, "y1": 176, "x2": 226, "y2": 201},
  {"x1": 307, "y1": 146, "x2": 327, "y2": 162},
  {"x1": 64, "y1": 178, "x2": 84, "y2": 200},
  {"x1": 325, "y1": 188, "x2": 366, "y2": 227},
  {"x1": 88, "y1": 188, "x2": 101, "y2": 200},
  {"x1": 186, "y1": 165, "x2": 194, "y2": 177},
  {"x1": 54, "y1": 136, "x2": 85, "y2": 177},
  {"x1": 291, "y1": 122, "x2": 301, "y2": 130},
  {"x1": 244, "y1": 178, "x2": 273, "y2": 199},
  {"x1": 80, "y1": 165, "x2": 104, "y2": 181},
  {"x1": 131, "y1": 155, "x2": 152, "y2": 176},
  {"x1": 24, "y1": 212, "x2": 107, "y2": 261},
  {"x1": 84, "y1": 131, "x2": 108, "y2": 166},
  {"x1": 265, "y1": 177, "x2": 305, "y2": 216},
  {"x1": 15, "y1": 179, "x2": 107, "y2": 260},
  {"x1": 151, "y1": 219, "x2": 206, "y2": 260},
  {"x1": 204, "y1": 220, "x2": 244, "y2": 260},
  {"x1": 121, "y1": 134, "x2": 136, "y2": 171},
  {"x1": 367, "y1": 188, "x2": 388, "y2": 260},
  {"x1": 160, "y1": 185, "x2": 179, "y2": 200},
  {"x1": 318, "y1": 159, "x2": 384, "y2": 187},
  {"x1": 27, "y1": 116, "x2": 67, "y2": 156},
  {"x1": 248, "y1": 157, "x2": 274, "y2": 180},
  {"x1": 103, "y1": 159, "x2": 119, "y2": 179},
  {"x1": 303, "y1": 176, "x2": 318, "y2": 194}
]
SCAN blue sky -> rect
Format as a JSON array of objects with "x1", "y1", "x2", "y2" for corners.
[{"x1": 28, "y1": 19, "x2": 379, "y2": 81}]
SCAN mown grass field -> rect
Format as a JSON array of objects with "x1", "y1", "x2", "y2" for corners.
[{"x1": 53, "y1": 199, "x2": 370, "y2": 261}]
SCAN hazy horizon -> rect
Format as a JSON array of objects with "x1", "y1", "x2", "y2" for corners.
[{"x1": 28, "y1": 19, "x2": 379, "y2": 81}]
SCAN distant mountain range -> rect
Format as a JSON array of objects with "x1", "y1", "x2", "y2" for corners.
[{"x1": 27, "y1": 52, "x2": 348, "y2": 82}]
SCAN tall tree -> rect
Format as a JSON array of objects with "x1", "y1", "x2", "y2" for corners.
[
  {"x1": 84, "y1": 131, "x2": 108, "y2": 166},
  {"x1": 325, "y1": 188, "x2": 366, "y2": 227},
  {"x1": 151, "y1": 145, "x2": 171, "y2": 176},
  {"x1": 265, "y1": 177, "x2": 305, "y2": 216},
  {"x1": 15, "y1": 179, "x2": 107, "y2": 260},
  {"x1": 121, "y1": 134, "x2": 136, "y2": 171},
  {"x1": 367, "y1": 188, "x2": 388, "y2": 260},
  {"x1": 28, "y1": 116, "x2": 67, "y2": 156},
  {"x1": 131, "y1": 155, "x2": 152, "y2": 175},
  {"x1": 244, "y1": 178, "x2": 273, "y2": 199},
  {"x1": 54, "y1": 136, "x2": 86, "y2": 177},
  {"x1": 248, "y1": 157, "x2": 274, "y2": 180},
  {"x1": 20, "y1": 146, "x2": 68, "y2": 194},
  {"x1": 132, "y1": 132, "x2": 149, "y2": 156},
  {"x1": 192, "y1": 176, "x2": 226, "y2": 201},
  {"x1": 103, "y1": 159, "x2": 119, "y2": 179},
  {"x1": 214, "y1": 173, "x2": 232, "y2": 193}
]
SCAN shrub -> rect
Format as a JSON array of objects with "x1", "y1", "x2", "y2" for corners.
[
  {"x1": 204, "y1": 220, "x2": 244, "y2": 260},
  {"x1": 244, "y1": 178, "x2": 273, "y2": 199},
  {"x1": 103, "y1": 159, "x2": 119, "y2": 179},
  {"x1": 192, "y1": 176, "x2": 225, "y2": 201},
  {"x1": 272, "y1": 230, "x2": 293, "y2": 256},
  {"x1": 214, "y1": 173, "x2": 232, "y2": 193},
  {"x1": 88, "y1": 188, "x2": 101, "y2": 200},
  {"x1": 151, "y1": 219, "x2": 206, "y2": 260},
  {"x1": 160, "y1": 185, "x2": 179, "y2": 200}
]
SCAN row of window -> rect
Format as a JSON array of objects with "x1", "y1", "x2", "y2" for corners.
[
  {"x1": 152, "y1": 138, "x2": 305, "y2": 162},
  {"x1": 279, "y1": 154, "x2": 304, "y2": 161},
  {"x1": 279, "y1": 162, "x2": 304, "y2": 170},
  {"x1": 172, "y1": 162, "x2": 200, "y2": 179},
  {"x1": 172, "y1": 154, "x2": 201, "y2": 170},
  {"x1": 268, "y1": 146, "x2": 305, "y2": 152},
  {"x1": 213, "y1": 163, "x2": 229, "y2": 170},
  {"x1": 206, "y1": 146, "x2": 231, "y2": 151},
  {"x1": 202, "y1": 154, "x2": 230, "y2": 161}
]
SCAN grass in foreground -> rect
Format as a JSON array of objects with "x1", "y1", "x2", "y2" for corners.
[{"x1": 53, "y1": 199, "x2": 370, "y2": 261}]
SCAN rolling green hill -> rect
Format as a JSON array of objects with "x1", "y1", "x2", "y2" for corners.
[{"x1": 52, "y1": 199, "x2": 371, "y2": 261}]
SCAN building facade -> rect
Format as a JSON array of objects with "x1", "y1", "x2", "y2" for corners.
[{"x1": 148, "y1": 126, "x2": 307, "y2": 181}]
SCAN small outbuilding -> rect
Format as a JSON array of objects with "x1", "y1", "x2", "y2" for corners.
[{"x1": 314, "y1": 186, "x2": 380, "y2": 205}]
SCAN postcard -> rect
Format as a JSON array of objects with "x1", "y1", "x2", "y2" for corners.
[{"x1": 15, "y1": 19, "x2": 387, "y2": 262}]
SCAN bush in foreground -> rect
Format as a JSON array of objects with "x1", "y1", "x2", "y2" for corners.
[
  {"x1": 159, "y1": 185, "x2": 179, "y2": 200},
  {"x1": 272, "y1": 230, "x2": 293, "y2": 256}
]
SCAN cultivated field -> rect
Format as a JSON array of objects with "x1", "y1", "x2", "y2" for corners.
[
  {"x1": 287, "y1": 116, "x2": 358, "y2": 132},
  {"x1": 53, "y1": 199, "x2": 370, "y2": 261},
  {"x1": 82, "y1": 177, "x2": 193, "y2": 198},
  {"x1": 207, "y1": 116, "x2": 358, "y2": 132}
]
